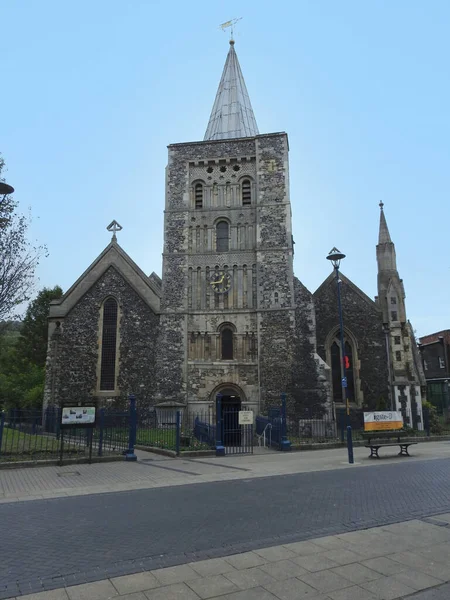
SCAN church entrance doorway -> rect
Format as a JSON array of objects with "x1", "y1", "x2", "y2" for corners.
[{"x1": 216, "y1": 388, "x2": 253, "y2": 455}]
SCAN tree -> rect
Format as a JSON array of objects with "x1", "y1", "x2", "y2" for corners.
[
  {"x1": 17, "y1": 286, "x2": 63, "y2": 367},
  {"x1": 0, "y1": 154, "x2": 47, "y2": 320}
]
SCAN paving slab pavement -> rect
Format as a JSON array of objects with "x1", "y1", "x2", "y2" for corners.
[
  {"x1": 1, "y1": 441, "x2": 450, "y2": 503},
  {"x1": 7, "y1": 514, "x2": 450, "y2": 600}
]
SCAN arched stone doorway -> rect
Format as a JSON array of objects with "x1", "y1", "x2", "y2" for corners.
[
  {"x1": 210, "y1": 383, "x2": 246, "y2": 409},
  {"x1": 210, "y1": 384, "x2": 251, "y2": 451}
]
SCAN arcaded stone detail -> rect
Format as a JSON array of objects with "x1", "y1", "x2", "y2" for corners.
[{"x1": 46, "y1": 267, "x2": 159, "y2": 407}]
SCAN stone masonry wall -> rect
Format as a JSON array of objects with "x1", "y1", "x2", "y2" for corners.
[
  {"x1": 256, "y1": 134, "x2": 296, "y2": 410},
  {"x1": 47, "y1": 266, "x2": 159, "y2": 407},
  {"x1": 314, "y1": 276, "x2": 389, "y2": 409},
  {"x1": 290, "y1": 278, "x2": 331, "y2": 419},
  {"x1": 159, "y1": 137, "x2": 261, "y2": 403}
]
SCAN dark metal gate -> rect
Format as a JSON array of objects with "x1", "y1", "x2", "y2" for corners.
[{"x1": 222, "y1": 405, "x2": 253, "y2": 455}]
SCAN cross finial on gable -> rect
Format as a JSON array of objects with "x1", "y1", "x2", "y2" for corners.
[{"x1": 107, "y1": 220, "x2": 123, "y2": 242}]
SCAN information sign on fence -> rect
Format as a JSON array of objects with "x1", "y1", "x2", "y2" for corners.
[
  {"x1": 61, "y1": 406, "x2": 96, "y2": 428},
  {"x1": 364, "y1": 411, "x2": 403, "y2": 431},
  {"x1": 238, "y1": 410, "x2": 254, "y2": 425}
]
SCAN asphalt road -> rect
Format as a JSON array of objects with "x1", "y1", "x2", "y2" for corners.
[{"x1": 2, "y1": 457, "x2": 450, "y2": 598}]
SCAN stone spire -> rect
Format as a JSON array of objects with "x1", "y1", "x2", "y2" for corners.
[
  {"x1": 204, "y1": 40, "x2": 259, "y2": 141},
  {"x1": 376, "y1": 202, "x2": 397, "y2": 273},
  {"x1": 378, "y1": 201, "x2": 392, "y2": 244}
]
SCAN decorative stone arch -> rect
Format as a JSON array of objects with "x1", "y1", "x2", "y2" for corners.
[
  {"x1": 218, "y1": 321, "x2": 235, "y2": 360},
  {"x1": 217, "y1": 321, "x2": 237, "y2": 333},
  {"x1": 324, "y1": 326, "x2": 363, "y2": 406},
  {"x1": 214, "y1": 218, "x2": 230, "y2": 252},
  {"x1": 209, "y1": 382, "x2": 247, "y2": 404}
]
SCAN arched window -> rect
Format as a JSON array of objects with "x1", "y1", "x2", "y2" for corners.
[
  {"x1": 329, "y1": 334, "x2": 356, "y2": 403},
  {"x1": 216, "y1": 221, "x2": 229, "y2": 252},
  {"x1": 242, "y1": 179, "x2": 252, "y2": 205},
  {"x1": 221, "y1": 328, "x2": 234, "y2": 360},
  {"x1": 100, "y1": 298, "x2": 118, "y2": 391},
  {"x1": 194, "y1": 183, "x2": 203, "y2": 209}
]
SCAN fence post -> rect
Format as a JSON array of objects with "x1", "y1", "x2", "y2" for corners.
[
  {"x1": 280, "y1": 392, "x2": 291, "y2": 451},
  {"x1": 98, "y1": 408, "x2": 105, "y2": 457},
  {"x1": 126, "y1": 394, "x2": 137, "y2": 461},
  {"x1": 0, "y1": 412, "x2": 4, "y2": 457},
  {"x1": 215, "y1": 393, "x2": 225, "y2": 456},
  {"x1": 347, "y1": 425, "x2": 354, "y2": 463},
  {"x1": 175, "y1": 411, "x2": 181, "y2": 456}
]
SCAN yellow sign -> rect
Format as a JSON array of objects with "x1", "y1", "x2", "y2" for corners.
[{"x1": 364, "y1": 411, "x2": 403, "y2": 431}]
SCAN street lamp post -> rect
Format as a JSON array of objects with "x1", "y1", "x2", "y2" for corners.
[
  {"x1": 326, "y1": 247, "x2": 354, "y2": 464},
  {"x1": 0, "y1": 182, "x2": 14, "y2": 202}
]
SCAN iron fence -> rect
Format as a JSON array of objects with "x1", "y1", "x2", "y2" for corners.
[
  {"x1": 286, "y1": 406, "x2": 450, "y2": 446},
  {"x1": 135, "y1": 407, "x2": 215, "y2": 452},
  {"x1": 287, "y1": 413, "x2": 339, "y2": 445},
  {"x1": 0, "y1": 406, "x2": 130, "y2": 463}
]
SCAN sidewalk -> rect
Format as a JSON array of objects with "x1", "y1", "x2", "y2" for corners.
[
  {"x1": 11, "y1": 513, "x2": 450, "y2": 600},
  {"x1": 1, "y1": 441, "x2": 450, "y2": 503}
]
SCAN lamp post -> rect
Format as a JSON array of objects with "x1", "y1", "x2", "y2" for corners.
[
  {"x1": 0, "y1": 182, "x2": 14, "y2": 202},
  {"x1": 326, "y1": 247, "x2": 354, "y2": 464},
  {"x1": 0, "y1": 182, "x2": 14, "y2": 228}
]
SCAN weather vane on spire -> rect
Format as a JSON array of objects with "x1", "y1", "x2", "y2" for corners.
[{"x1": 219, "y1": 17, "x2": 242, "y2": 42}]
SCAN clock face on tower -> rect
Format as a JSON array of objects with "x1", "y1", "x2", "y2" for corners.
[{"x1": 210, "y1": 270, "x2": 232, "y2": 294}]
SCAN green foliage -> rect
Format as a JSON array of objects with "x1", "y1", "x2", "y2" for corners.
[
  {"x1": 422, "y1": 400, "x2": 444, "y2": 434},
  {"x1": 17, "y1": 286, "x2": 63, "y2": 367},
  {"x1": 0, "y1": 338, "x2": 44, "y2": 410},
  {"x1": 0, "y1": 285, "x2": 63, "y2": 410}
]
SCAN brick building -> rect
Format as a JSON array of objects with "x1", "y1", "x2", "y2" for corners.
[{"x1": 419, "y1": 331, "x2": 450, "y2": 415}]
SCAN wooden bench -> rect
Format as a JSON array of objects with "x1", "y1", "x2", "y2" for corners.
[{"x1": 361, "y1": 431, "x2": 418, "y2": 459}]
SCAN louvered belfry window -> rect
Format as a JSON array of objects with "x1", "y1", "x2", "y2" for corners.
[
  {"x1": 242, "y1": 179, "x2": 251, "y2": 205},
  {"x1": 195, "y1": 183, "x2": 203, "y2": 209},
  {"x1": 100, "y1": 298, "x2": 118, "y2": 390}
]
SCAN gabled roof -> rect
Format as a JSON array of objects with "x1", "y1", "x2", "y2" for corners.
[
  {"x1": 313, "y1": 271, "x2": 380, "y2": 310},
  {"x1": 49, "y1": 241, "x2": 161, "y2": 318},
  {"x1": 204, "y1": 40, "x2": 259, "y2": 141}
]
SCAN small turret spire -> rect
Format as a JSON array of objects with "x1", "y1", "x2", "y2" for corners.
[
  {"x1": 204, "y1": 39, "x2": 259, "y2": 141},
  {"x1": 378, "y1": 200, "x2": 392, "y2": 244}
]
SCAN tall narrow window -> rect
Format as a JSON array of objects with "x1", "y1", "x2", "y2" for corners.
[
  {"x1": 221, "y1": 328, "x2": 233, "y2": 359},
  {"x1": 216, "y1": 221, "x2": 229, "y2": 252},
  {"x1": 100, "y1": 298, "x2": 118, "y2": 390},
  {"x1": 329, "y1": 334, "x2": 357, "y2": 404},
  {"x1": 195, "y1": 183, "x2": 203, "y2": 209},
  {"x1": 242, "y1": 179, "x2": 251, "y2": 205}
]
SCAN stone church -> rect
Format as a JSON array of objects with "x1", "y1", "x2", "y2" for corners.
[{"x1": 44, "y1": 40, "x2": 425, "y2": 426}]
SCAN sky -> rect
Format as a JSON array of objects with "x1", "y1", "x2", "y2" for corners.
[{"x1": 2, "y1": 0, "x2": 449, "y2": 337}]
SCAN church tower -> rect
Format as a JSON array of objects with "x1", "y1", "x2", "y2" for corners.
[
  {"x1": 157, "y1": 40, "x2": 295, "y2": 412},
  {"x1": 376, "y1": 202, "x2": 425, "y2": 426}
]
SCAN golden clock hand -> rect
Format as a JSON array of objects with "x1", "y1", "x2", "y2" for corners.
[{"x1": 211, "y1": 275, "x2": 225, "y2": 285}]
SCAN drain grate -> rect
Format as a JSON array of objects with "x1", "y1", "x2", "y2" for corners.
[{"x1": 57, "y1": 471, "x2": 81, "y2": 478}]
